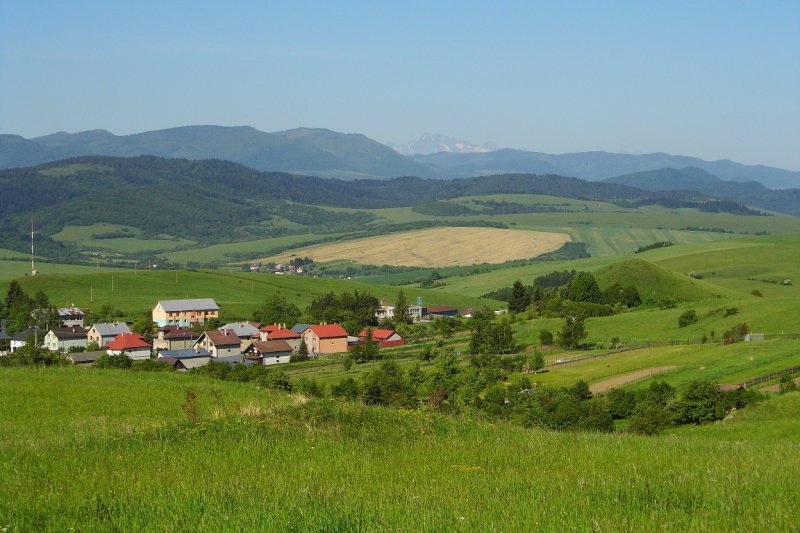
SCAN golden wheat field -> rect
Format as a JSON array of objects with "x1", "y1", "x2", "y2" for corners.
[{"x1": 264, "y1": 227, "x2": 570, "y2": 267}]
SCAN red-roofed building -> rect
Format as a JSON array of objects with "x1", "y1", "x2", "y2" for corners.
[
  {"x1": 264, "y1": 327, "x2": 302, "y2": 352},
  {"x1": 303, "y1": 324, "x2": 349, "y2": 355},
  {"x1": 358, "y1": 328, "x2": 405, "y2": 348},
  {"x1": 106, "y1": 333, "x2": 151, "y2": 361}
]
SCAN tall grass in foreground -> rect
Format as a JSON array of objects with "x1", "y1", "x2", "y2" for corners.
[{"x1": 1, "y1": 367, "x2": 799, "y2": 530}]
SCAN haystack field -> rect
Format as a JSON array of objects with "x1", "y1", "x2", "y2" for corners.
[{"x1": 264, "y1": 227, "x2": 570, "y2": 267}]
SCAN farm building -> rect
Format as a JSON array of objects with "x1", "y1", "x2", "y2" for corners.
[
  {"x1": 152, "y1": 298, "x2": 219, "y2": 327},
  {"x1": 425, "y1": 305, "x2": 458, "y2": 318},
  {"x1": 358, "y1": 328, "x2": 405, "y2": 348},
  {"x1": 303, "y1": 324, "x2": 349, "y2": 355},
  {"x1": 67, "y1": 350, "x2": 106, "y2": 365}
]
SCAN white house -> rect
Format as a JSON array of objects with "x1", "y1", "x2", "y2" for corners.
[{"x1": 44, "y1": 326, "x2": 89, "y2": 352}]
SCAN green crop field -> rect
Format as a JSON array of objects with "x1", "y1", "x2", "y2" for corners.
[
  {"x1": 1, "y1": 367, "x2": 798, "y2": 531},
  {"x1": 0, "y1": 260, "x2": 121, "y2": 281}
]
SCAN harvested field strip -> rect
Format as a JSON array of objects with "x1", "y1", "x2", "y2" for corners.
[{"x1": 263, "y1": 227, "x2": 571, "y2": 267}]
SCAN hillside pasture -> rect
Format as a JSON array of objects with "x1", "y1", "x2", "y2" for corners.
[
  {"x1": 3, "y1": 269, "x2": 496, "y2": 320},
  {"x1": 1, "y1": 367, "x2": 798, "y2": 531},
  {"x1": 263, "y1": 227, "x2": 572, "y2": 268}
]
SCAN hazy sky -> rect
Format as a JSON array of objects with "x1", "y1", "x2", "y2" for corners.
[{"x1": 1, "y1": 1, "x2": 798, "y2": 169}]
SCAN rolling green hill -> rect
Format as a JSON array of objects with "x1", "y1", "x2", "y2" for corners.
[{"x1": 593, "y1": 258, "x2": 738, "y2": 302}]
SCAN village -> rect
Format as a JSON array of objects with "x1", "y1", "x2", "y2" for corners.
[{"x1": 0, "y1": 297, "x2": 483, "y2": 369}]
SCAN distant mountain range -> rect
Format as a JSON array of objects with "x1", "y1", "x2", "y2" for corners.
[
  {"x1": 603, "y1": 167, "x2": 800, "y2": 216},
  {"x1": 1, "y1": 125, "x2": 798, "y2": 188}
]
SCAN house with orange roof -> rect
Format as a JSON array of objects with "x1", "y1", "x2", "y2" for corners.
[
  {"x1": 106, "y1": 333, "x2": 151, "y2": 361},
  {"x1": 303, "y1": 324, "x2": 349, "y2": 355},
  {"x1": 264, "y1": 327, "x2": 302, "y2": 352},
  {"x1": 358, "y1": 328, "x2": 405, "y2": 348}
]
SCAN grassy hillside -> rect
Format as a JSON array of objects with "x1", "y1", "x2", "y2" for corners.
[
  {"x1": 593, "y1": 258, "x2": 739, "y2": 302},
  {"x1": 2, "y1": 269, "x2": 496, "y2": 319},
  {"x1": 1, "y1": 367, "x2": 798, "y2": 530}
]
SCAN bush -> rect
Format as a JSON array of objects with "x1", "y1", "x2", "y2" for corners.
[
  {"x1": 779, "y1": 375, "x2": 798, "y2": 394},
  {"x1": 750, "y1": 289, "x2": 763, "y2": 297},
  {"x1": 539, "y1": 329, "x2": 553, "y2": 345},
  {"x1": 678, "y1": 309, "x2": 698, "y2": 328},
  {"x1": 628, "y1": 402, "x2": 674, "y2": 435},
  {"x1": 94, "y1": 354, "x2": 133, "y2": 369}
]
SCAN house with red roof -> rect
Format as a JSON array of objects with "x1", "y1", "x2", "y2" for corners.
[
  {"x1": 193, "y1": 329, "x2": 242, "y2": 363},
  {"x1": 106, "y1": 333, "x2": 151, "y2": 361},
  {"x1": 263, "y1": 327, "x2": 302, "y2": 352},
  {"x1": 303, "y1": 324, "x2": 349, "y2": 355},
  {"x1": 358, "y1": 328, "x2": 405, "y2": 348}
]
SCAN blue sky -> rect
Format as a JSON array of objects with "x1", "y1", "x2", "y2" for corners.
[{"x1": 1, "y1": 1, "x2": 798, "y2": 169}]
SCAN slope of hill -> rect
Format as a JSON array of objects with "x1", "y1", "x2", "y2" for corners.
[{"x1": 604, "y1": 167, "x2": 800, "y2": 216}]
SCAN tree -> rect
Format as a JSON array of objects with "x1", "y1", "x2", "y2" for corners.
[
  {"x1": 132, "y1": 315, "x2": 157, "y2": 343},
  {"x1": 508, "y1": 280, "x2": 531, "y2": 313},
  {"x1": 394, "y1": 290, "x2": 412, "y2": 325},
  {"x1": 291, "y1": 339, "x2": 309, "y2": 362},
  {"x1": 532, "y1": 351, "x2": 545, "y2": 372},
  {"x1": 252, "y1": 294, "x2": 301, "y2": 326},
  {"x1": 557, "y1": 315, "x2": 587, "y2": 349},
  {"x1": 539, "y1": 329, "x2": 553, "y2": 345},
  {"x1": 563, "y1": 272, "x2": 602, "y2": 304}
]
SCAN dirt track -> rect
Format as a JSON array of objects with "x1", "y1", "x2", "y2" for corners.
[{"x1": 590, "y1": 366, "x2": 677, "y2": 394}]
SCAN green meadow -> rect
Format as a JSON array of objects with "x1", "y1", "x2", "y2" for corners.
[
  {"x1": 0, "y1": 367, "x2": 798, "y2": 531},
  {"x1": 2, "y1": 269, "x2": 495, "y2": 320}
]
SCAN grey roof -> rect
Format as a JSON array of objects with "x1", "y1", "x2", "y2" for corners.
[
  {"x1": 159, "y1": 348, "x2": 212, "y2": 359},
  {"x1": 11, "y1": 327, "x2": 43, "y2": 341},
  {"x1": 221, "y1": 322, "x2": 261, "y2": 338},
  {"x1": 156, "y1": 298, "x2": 219, "y2": 312},
  {"x1": 68, "y1": 350, "x2": 106, "y2": 364},
  {"x1": 91, "y1": 323, "x2": 132, "y2": 337},
  {"x1": 0, "y1": 329, "x2": 10, "y2": 341},
  {"x1": 179, "y1": 357, "x2": 212, "y2": 369},
  {"x1": 291, "y1": 323, "x2": 312, "y2": 334}
]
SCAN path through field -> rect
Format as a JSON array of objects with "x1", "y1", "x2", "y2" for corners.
[{"x1": 589, "y1": 366, "x2": 677, "y2": 394}]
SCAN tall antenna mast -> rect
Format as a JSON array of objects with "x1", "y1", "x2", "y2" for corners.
[{"x1": 31, "y1": 219, "x2": 38, "y2": 277}]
